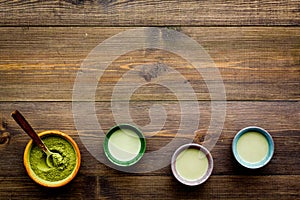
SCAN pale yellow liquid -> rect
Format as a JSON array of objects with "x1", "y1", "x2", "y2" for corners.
[
  {"x1": 108, "y1": 129, "x2": 141, "y2": 162},
  {"x1": 175, "y1": 148, "x2": 209, "y2": 181},
  {"x1": 237, "y1": 131, "x2": 269, "y2": 163}
]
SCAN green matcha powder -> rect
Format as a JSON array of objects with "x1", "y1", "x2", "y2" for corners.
[{"x1": 29, "y1": 136, "x2": 77, "y2": 182}]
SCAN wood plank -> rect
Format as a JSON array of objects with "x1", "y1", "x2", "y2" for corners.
[
  {"x1": 0, "y1": 176, "x2": 97, "y2": 199},
  {"x1": 0, "y1": 175, "x2": 298, "y2": 199},
  {"x1": 0, "y1": 0, "x2": 299, "y2": 26},
  {"x1": 0, "y1": 27, "x2": 299, "y2": 101},
  {"x1": 0, "y1": 101, "x2": 299, "y2": 176},
  {"x1": 95, "y1": 175, "x2": 300, "y2": 200}
]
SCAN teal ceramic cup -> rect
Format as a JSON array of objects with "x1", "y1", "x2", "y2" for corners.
[
  {"x1": 232, "y1": 126, "x2": 274, "y2": 169},
  {"x1": 103, "y1": 124, "x2": 146, "y2": 167}
]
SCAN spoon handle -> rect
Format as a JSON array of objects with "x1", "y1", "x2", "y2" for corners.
[{"x1": 11, "y1": 110, "x2": 48, "y2": 153}]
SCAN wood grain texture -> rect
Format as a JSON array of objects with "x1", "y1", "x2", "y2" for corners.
[
  {"x1": 0, "y1": 0, "x2": 299, "y2": 198},
  {"x1": 0, "y1": 101, "x2": 299, "y2": 177},
  {"x1": 0, "y1": 175, "x2": 298, "y2": 199},
  {"x1": 0, "y1": 27, "x2": 299, "y2": 101},
  {"x1": 0, "y1": 0, "x2": 299, "y2": 26}
]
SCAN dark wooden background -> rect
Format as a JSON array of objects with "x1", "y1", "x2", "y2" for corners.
[{"x1": 0, "y1": 0, "x2": 299, "y2": 199}]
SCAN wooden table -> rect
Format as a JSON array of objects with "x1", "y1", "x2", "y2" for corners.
[{"x1": 0, "y1": 1, "x2": 299, "y2": 199}]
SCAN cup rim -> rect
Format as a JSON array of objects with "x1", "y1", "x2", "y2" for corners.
[
  {"x1": 23, "y1": 130, "x2": 81, "y2": 188},
  {"x1": 171, "y1": 143, "x2": 214, "y2": 186},
  {"x1": 232, "y1": 126, "x2": 274, "y2": 169},
  {"x1": 103, "y1": 124, "x2": 146, "y2": 167}
]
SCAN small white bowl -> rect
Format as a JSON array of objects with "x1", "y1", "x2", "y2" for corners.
[{"x1": 171, "y1": 143, "x2": 213, "y2": 186}]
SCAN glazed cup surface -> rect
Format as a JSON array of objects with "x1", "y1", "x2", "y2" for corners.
[
  {"x1": 171, "y1": 143, "x2": 213, "y2": 186},
  {"x1": 103, "y1": 124, "x2": 146, "y2": 167},
  {"x1": 23, "y1": 130, "x2": 81, "y2": 187},
  {"x1": 232, "y1": 126, "x2": 274, "y2": 169}
]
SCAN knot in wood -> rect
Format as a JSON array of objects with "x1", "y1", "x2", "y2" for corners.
[
  {"x1": 193, "y1": 129, "x2": 206, "y2": 144},
  {"x1": 0, "y1": 132, "x2": 10, "y2": 145},
  {"x1": 139, "y1": 62, "x2": 169, "y2": 82},
  {"x1": 0, "y1": 117, "x2": 10, "y2": 145}
]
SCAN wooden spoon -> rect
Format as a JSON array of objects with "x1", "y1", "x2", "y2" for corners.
[{"x1": 11, "y1": 110, "x2": 62, "y2": 167}]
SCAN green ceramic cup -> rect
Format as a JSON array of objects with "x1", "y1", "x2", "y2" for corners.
[{"x1": 103, "y1": 124, "x2": 146, "y2": 167}]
